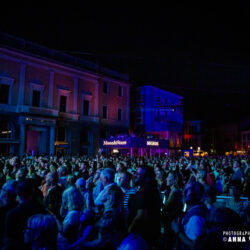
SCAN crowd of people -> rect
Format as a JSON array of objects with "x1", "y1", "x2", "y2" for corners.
[{"x1": 0, "y1": 153, "x2": 249, "y2": 249}]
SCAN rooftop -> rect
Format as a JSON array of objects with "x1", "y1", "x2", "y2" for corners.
[{"x1": 0, "y1": 32, "x2": 129, "y2": 82}]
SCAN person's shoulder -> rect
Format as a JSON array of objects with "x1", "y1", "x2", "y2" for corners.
[{"x1": 118, "y1": 233, "x2": 150, "y2": 250}]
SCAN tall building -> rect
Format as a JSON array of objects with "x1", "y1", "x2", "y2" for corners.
[
  {"x1": 131, "y1": 85, "x2": 183, "y2": 154},
  {"x1": 0, "y1": 32, "x2": 130, "y2": 156}
]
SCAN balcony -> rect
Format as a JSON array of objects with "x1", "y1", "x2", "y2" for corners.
[
  {"x1": 0, "y1": 104, "x2": 17, "y2": 113},
  {"x1": 58, "y1": 112, "x2": 79, "y2": 120},
  {"x1": 79, "y1": 115, "x2": 99, "y2": 123}
]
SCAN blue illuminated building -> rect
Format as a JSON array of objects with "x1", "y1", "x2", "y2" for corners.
[{"x1": 131, "y1": 85, "x2": 183, "y2": 154}]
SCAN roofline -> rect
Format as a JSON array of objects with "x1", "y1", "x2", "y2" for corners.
[
  {"x1": 0, "y1": 32, "x2": 131, "y2": 84},
  {"x1": 139, "y1": 85, "x2": 183, "y2": 99}
]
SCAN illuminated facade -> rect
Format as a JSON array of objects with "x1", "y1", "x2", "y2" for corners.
[
  {"x1": 0, "y1": 33, "x2": 130, "y2": 156},
  {"x1": 131, "y1": 85, "x2": 183, "y2": 154},
  {"x1": 100, "y1": 137, "x2": 168, "y2": 157}
]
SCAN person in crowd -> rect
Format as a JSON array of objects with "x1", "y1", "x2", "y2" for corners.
[
  {"x1": 92, "y1": 169, "x2": 104, "y2": 201},
  {"x1": 117, "y1": 170, "x2": 137, "y2": 223},
  {"x1": 101, "y1": 181, "x2": 124, "y2": 216},
  {"x1": 78, "y1": 161, "x2": 90, "y2": 180},
  {"x1": 4, "y1": 179, "x2": 46, "y2": 249},
  {"x1": 232, "y1": 159, "x2": 244, "y2": 183},
  {"x1": 40, "y1": 170, "x2": 50, "y2": 197},
  {"x1": 202, "y1": 185, "x2": 217, "y2": 224},
  {"x1": 225, "y1": 180, "x2": 248, "y2": 218},
  {"x1": 242, "y1": 171, "x2": 250, "y2": 199},
  {"x1": 171, "y1": 181, "x2": 207, "y2": 249},
  {"x1": 155, "y1": 166, "x2": 167, "y2": 191},
  {"x1": 128, "y1": 166, "x2": 161, "y2": 248},
  {"x1": 221, "y1": 171, "x2": 232, "y2": 194},
  {"x1": 75, "y1": 177, "x2": 88, "y2": 199},
  {"x1": 114, "y1": 162, "x2": 125, "y2": 184},
  {"x1": 57, "y1": 210, "x2": 82, "y2": 249},
  {"x1": 0, "y1": 180, "x2": 18, "y2": 247},
  {"x1": 60, "y1": 186, "x2": 85, "y2": 218},
  {"x1": 162, "y1": 171, "x2": 183, "y2": 250},
  {"x1": 196, "y1": 168, "x2": 210, "y2": 191},
  {"x1": 24, "y1": 214, "x2": 58, "y2": 250},
  {"x1": 75, "y1": 210, "x2": 149, "y2": 249},
  {"x1": 66, "y1": 174, "x2": 77, "y2": 188},
  {"x1": 196, "y1": 207, "x2": 247, "y2": 250},
  {"x1": 94, "y1": 168, "x2": 116, "y2": 207},
  {"x1": 44, "y1": 172, "x2": 63, "y2": 219},
  {"x1": 3, "y1": 163, "x2": 14, "y2": 181},
  {"x1": 15, "y1": 167, "x2": 28, "y2": 181},
  {"x1": 0, "y1": 153, "x2": 249, "y2": 249},
  {"x1": 57, "y1": 166, "x2": 68, "y2": 189}
]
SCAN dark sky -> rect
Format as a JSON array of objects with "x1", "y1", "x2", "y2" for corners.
[{"x1": 1, "y1": 8, "x2": 250, "y2": 123}]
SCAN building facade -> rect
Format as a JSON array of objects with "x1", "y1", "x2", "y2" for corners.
[
  {"x1": 131, "y1": 85, "x2": 183, "y2": 154},
  {"x1": 241, "y1": 130, "x2": 250, "y2": 154},
  {"x1": 0, "y1": 33, "x2": 130, "y2": 156},
  {"x1": 201, "y1": 118, "x2": 250, "y2": 155},
  {"x1": 183, "y1": 120, "x2": 202, "y2": 150}
]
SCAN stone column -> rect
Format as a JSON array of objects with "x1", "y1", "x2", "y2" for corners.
[
  {"x1": 73, "y1": 77, "x2": 78, "y2": 114},
  {"x1": 18, "y1": 62, "x2": 26, "y2": 105},
  {"x1": 81, "y1": 93, "x2": 85, "y2": 116},
  {"x1": 48, "y1": 70, "x2": 54, "y2": 108},
  {"x1": 49, "y1": 126, "x2": 55, "y2": 155},
  {"x1": 94, "y1": 81, "x2": 99, "y2": 116},
  {"x1": 19, "y1": 123, "x2": 25, "y2": 156}
]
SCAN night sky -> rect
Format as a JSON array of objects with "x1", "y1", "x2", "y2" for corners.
[{"x1": 1, "y1": 8, "x2": 249, "y2": 124}]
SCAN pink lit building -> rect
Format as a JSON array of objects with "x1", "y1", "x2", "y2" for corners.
[{"x1": 0, "y1": 32, "x2": 130, "y2": 156}]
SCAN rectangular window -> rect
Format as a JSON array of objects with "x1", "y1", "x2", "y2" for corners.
[
  {"x1": 118, "y1": 108, "x2": 122, "y2": 121},
  {"x1": 32, "y1": 90, "x2": 41, "y2": 107},
  {"x1": 118, "y1": 86, "x2": 123, "y2": 97},
  {"x1": 60, "y1": 95, "x2": 67, "y2": 112},
  {"x1": 103, "y1": 105, "x2": 107, "y2": 119},
  {"x1": 0, "y1": 84, "x2": 9, "y2": 104},
  {"x1": 83, "y1": 100, "x2": 89, "y2": 116},
  {"x1": 103, "y1": 81, "x2": 109, "y2": 94}
]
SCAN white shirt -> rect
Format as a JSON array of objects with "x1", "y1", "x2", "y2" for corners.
[{"x1": 94, "y1": 183, "x2": 115, "y2": 206}]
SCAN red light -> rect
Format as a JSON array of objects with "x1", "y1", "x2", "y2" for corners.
[{"x1": 184, "y1": 134, "x2": 191, "y2": 140}]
